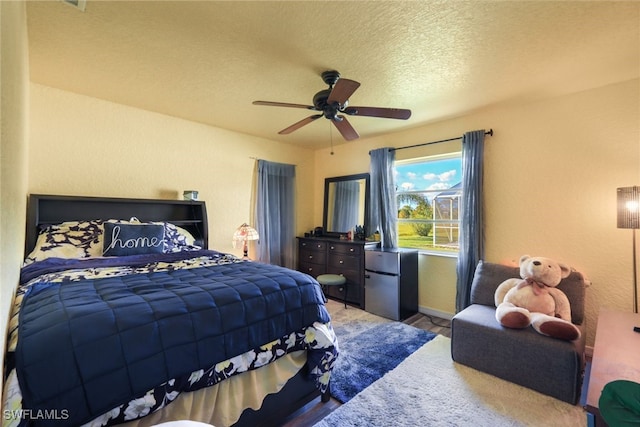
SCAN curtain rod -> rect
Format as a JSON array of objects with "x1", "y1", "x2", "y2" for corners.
[
  {"x1": 389, "y1": 129, "x2": 493, "y2": 152},
  {"x1": 249, "y1": 156, "x2": 298, "y2": 166}
]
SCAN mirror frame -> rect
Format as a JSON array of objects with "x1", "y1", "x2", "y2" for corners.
[{"x1": 322, "y1": 173, "x2": 370, "y2": 238}]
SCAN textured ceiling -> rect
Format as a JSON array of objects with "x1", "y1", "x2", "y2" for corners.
[{"x1": 26, "y1": 1, "x2": 639, "y2": 149}]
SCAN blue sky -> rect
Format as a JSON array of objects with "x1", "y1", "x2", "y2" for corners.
[{"x1": 395, "y1": 157, "x2": 462, "y2": 192}]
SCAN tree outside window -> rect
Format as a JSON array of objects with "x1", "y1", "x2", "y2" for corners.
[{"x1": 395, "y1": 154, "x2": 462, "y2": 253}]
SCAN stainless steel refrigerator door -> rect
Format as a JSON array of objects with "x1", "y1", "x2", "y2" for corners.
[
  {"x1": 365, "y1": 271, "x2": 400, "y2": 320},
  {"x1": 365, "y1": 250, "x2": 400, "y2": 275}
]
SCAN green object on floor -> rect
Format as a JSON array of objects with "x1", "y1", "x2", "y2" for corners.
[{"x1": 599, "y1": 380, "x2": 640, "y2": 427}]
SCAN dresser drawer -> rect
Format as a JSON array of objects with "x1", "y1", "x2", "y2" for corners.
[
  {"x1": 339, "y1": 269, "x2": 361, "y2": 286},
  {"x1": 325, "y1": 269, "x2": 361, "y2": 303},
  {"x1": 328, "y1": 243, "x2": 362, "y2": 256},
  {"x1": 300, "y1": 248, "x2": 326, "y2": 265},
  {"x1": 299, "y1": 239, "x2": 326, "y2": 251},
  {"x1": 296, "y1": 237, "x2": 366, "y2": 308},
  {"x1": 327, "y1": 254, "x2": 360, "y2": 271},
  {"x1": 298, "y1": 261, "x2": 326, "y2": 277}
]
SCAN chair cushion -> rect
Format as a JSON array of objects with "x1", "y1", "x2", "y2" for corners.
[
  {"x1": 317, "y1": 274, "x2": 346, "y2": 285},
  {"x1": 451, "y1": 303, "x2": 586, "y2": 404}
]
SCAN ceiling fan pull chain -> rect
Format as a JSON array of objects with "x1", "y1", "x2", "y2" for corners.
[{"x1": 329, "y1": 122, "x2": 334, "y2": 155}]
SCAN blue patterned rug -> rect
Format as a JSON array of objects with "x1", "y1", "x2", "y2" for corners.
[{"x1": 330, "y1": 320, "x2": 436, "y2": 403}]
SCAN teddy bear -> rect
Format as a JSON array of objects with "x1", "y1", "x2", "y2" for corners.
[{"x1": 494, "y1": 255, "x2": 581, "y2": 341}]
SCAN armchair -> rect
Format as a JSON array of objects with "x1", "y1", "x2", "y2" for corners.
[{"x1": 451, "y1": 261, "x2": 587, "y2": 404}]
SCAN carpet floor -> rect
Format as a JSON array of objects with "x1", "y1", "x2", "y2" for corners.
[
  {"x1": 330, "y1": 317, "x2": 436, "y2": 403},
  {"x1": 316, "y1": 333, "x2": 586, "y2": 426}
]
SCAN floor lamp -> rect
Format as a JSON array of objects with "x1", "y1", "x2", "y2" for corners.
[{"x1": 617, "y1": 186, "x2": 640, "y2": 313}]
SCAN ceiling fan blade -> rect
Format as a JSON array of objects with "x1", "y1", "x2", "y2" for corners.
[
  {"x1": 343, "y1": 106, "x2": 411, "y2": 120},
  {"x1": 278, "y1": 114, "x2": 323, "y2": 135},
  {"x1": 253, "y1": 100, "x2": 316, "y2": 110},
  {"x1": 332, "y1": 115, "x2": 359, "y2": 141},
  {"x1": 327, "y1": 78, "x2": 360, "y2": 105}
]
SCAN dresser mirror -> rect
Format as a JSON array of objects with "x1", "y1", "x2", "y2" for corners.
[{"x1": 323, "y1": 173, "x2": 370, "y2": 237}]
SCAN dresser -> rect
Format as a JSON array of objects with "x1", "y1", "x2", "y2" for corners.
[{"x1": 297, "y1": 237, "x2": 378, "y2": 308}]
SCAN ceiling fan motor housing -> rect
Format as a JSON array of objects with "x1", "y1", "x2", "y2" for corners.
[
  {"x1": 321, "y1": 70, "x2": 341, "y2": 86},
  {"x1": 313, "y1": 89, "x2": 331, "y2": 109},
  {"x1": 315, "y1": 70, "x2": 347, "y2": 120},
  {"x1": 313, "y1": 89, "x2": 346, "y2": 120}
]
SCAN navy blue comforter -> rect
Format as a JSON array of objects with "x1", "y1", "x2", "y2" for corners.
[{"x1": 16, "y1": 251, "x2": 329, "y2": 426}]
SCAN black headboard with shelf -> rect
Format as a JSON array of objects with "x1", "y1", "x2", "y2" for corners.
[{"x1": 26, "y1": 194, "x2": 208, "y2": 256}]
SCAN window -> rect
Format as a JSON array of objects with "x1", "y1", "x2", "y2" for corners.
[{"x1": 395, "y1": 154, "x2": 462, "y2": 253}]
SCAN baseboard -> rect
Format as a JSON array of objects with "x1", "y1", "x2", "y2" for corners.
[
  {"x1": 418, "y1": 305, "x2": 454, "y2": 321},
  {"x1": 585, "y1": 345, "x2": 594, "y2": 359}
]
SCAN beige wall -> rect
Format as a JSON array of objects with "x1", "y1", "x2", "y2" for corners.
[
  {"x1": 0, "y1": 1, "x2": 30, "y2": 407},
  {"x1": 29, "y1": 84, "x2": 316, "y2": 257},
  {"x1": 1, "y1": 4, "x2": 637, "y2": 381},
  {"x1": 314, "y1": 78, "x2": 640, "y2": 347}
]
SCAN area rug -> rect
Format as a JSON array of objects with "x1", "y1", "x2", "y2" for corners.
[
  {"x1": 326, "y1": 301, "x2": 436, "y2": 403},
  {"x1": 316, "y1": 335, "x2": 586, "y2": 426}
]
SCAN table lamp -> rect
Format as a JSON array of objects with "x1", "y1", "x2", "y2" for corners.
[{"x1": 233, "y1": 223, "x2": 259, "y2": 260}]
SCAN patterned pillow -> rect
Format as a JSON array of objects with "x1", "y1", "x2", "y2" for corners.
[
  {"x1": 128, "y1": 217, "x2": 201, "y2": 252},
  {"x1": 24, "y1": 220, "x2": 105, "y2": 265},
  {"x1": 102, "y1": 223, "x2": 165, "y2": 256},
  {"x1": 163, "y1": 222, "x2": 201, "y2": 252},
  {"x1": 24, "y1": 218, "x2": 202, "y2": 265}
]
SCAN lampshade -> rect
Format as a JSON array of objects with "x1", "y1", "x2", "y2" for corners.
[
  {"x1": 233, "y1": 223, "x2": 259, "y2": 242},
  {"x1": 617, "y1": 186, "x2": 640, "y2": 229},
  {"x1": 617, "y1": 186, "x2": 640, "y2": 313}
]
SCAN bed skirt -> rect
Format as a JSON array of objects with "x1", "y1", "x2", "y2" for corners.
[{"x1": 118, "y1": 351, "x2": 307, "y2": 427}]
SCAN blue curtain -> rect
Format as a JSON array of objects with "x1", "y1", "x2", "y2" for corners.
[
  {"x1": 332, "y1": 180, "x2": 360, "y2": 232},
  {"x1": 368, "y1": 148, "x2": 398, "y2": 248},
  {"x1": 255, "y1": 160, "x2": 296, "y2": 268},
  {"x1": 455, "y1": 130, "x2": 486, "y2": 312}
]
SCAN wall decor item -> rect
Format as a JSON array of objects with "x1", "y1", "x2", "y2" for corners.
[{"x1": 183, "y1": 190, "x2": 199, "y2": 200}]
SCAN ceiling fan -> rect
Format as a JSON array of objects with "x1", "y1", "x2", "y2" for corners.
[{"x1": 253, "y1": 70, "x2": 411, "y2": 141}]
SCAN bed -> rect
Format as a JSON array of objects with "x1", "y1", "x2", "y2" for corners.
[{"x1": 3, "y1": 194, "x2": 337, "y2": 427}]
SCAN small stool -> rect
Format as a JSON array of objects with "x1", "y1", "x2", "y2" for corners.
[{"x1": 317, "y1": 274, "x2": 348, "y2": 308}]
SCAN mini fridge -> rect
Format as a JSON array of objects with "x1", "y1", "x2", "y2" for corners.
[{"x1": 364, "y1": 248, "x2": 418, "y2": 320}]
